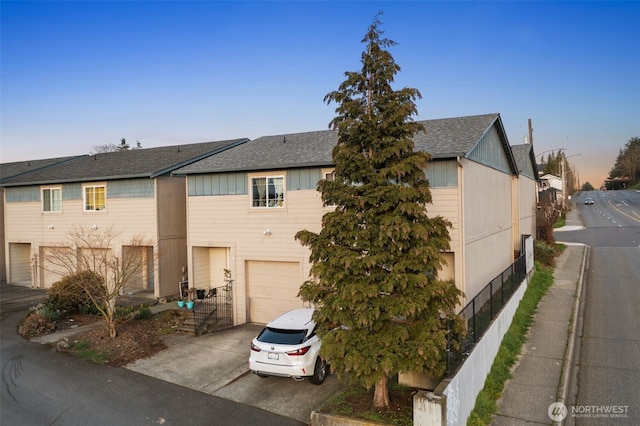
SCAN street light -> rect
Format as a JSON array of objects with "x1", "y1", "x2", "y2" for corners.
[{"x1": 536, "y1": 148, "x2": 566, "y2": 162}]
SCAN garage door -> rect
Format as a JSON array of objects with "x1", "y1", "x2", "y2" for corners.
[
  {"x1": 246, "y1": 261, "x2": 304, "y2": 324},
  {"x1": 41, "y1": 247, "x2": 71, "y2": 289},
  {"x1": 9, "y1": 243, "x2": 32, "y2": 286}
]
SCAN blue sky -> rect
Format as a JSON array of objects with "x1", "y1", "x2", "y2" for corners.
[{"x1": 2, "y1": 1, "x2": 639, "y2": 187}]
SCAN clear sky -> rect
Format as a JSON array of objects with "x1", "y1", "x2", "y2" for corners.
[{"x1": 2, "y1": 1, "x2": 639, "y2": 188}]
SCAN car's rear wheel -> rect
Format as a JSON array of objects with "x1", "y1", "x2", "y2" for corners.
[{"x1": 309, "y1": 357, "x2": 327, "y2": 385}]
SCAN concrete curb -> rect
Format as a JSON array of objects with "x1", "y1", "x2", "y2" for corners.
[{"x1": 555, "y1": 242, "x2": 588, "y2": 422}]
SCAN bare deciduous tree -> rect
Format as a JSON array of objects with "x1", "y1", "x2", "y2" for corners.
[{"x1": 43, "y1": 225, "x2": 154, "y2": 338}]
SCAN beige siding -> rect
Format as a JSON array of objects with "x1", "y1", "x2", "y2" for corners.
[
  {"x1": 429, "y1": 188, "x2": 461, "y2": 249},
  {"x1": 187, "y1": 188, "x2": 324, "y2": 324},
  {"x1": 1, "y1": 188, "x2": 6, "y2": 283},
  {"x1": 188, "y1": 179, "x2": 471, "y2": 325},
  {"x1": 429, "y1": 187, "x2": 464, "y2": 298},
  {"x1": 5, "y1": 198, "x2": 157, "y2": 245},
  {"x1": 519, "y1": 176, "x2": 537, "y2": 239},
  {"x1": 461, "y1": 159, "x2": 514, "y2": 302},
  {"x1": 3, "y1": 189, "x2": 161, "y2": 292}
]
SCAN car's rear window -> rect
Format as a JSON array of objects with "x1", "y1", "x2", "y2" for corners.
[{"x1": 257, "y1": 327, "x2": 307, "y2": 345}]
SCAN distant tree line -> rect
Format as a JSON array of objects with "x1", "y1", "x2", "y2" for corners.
[
  {"x1": 91, "y1": 138, "x2": 142, "y2": 154},
  {"x1": 541, "y1": 151, "x2": 577, "y2": 194},
  {"x1": 608, "y1": 136, "x2": 640, "y2": 187}
]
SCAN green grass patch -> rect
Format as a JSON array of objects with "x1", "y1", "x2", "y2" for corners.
[
  {"x1": 68, "y1": 340, "x2": 111, "y2": 364},
  {"x1": 467, "y1": 263, "x2": 554, "y2": 425},
  {"x1": 553, "y1": 215, "x2": 566, "y2": 228}
]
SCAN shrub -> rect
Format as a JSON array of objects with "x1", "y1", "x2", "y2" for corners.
[
  {"x1": 534, "y1": 239, "x2": 557, "y2": 267},
  {"x1": 19, "y1": 312, "x2": 55, "y2": 338},
  {"x1": 46, "y1": 270, "x2": 104, "y2": 315},
  {"x1": 38, "y1": 303, "x2": 63, "y2": 322},
  {"x1": 134, "y1": 306, "x2": 152, "y2": 320}
]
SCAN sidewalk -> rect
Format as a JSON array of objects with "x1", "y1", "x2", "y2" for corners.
[{"x1": 493, "y1": 208, "x2": 587, "y2": 425}]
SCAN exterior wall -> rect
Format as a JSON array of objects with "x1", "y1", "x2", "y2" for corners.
[
  {"x1": 186, "y1": 177, "x2": 327, "y2": 325},
  {"x1": 511, "y1": 176, "x2": 520, "y2": 256},
  {"x1": 428, "y1": 186, "x2": 463, "y2": 295},
  {"x1": 0, "y1": 188, "x2": 6, "y2": 283},
  {"x1": 461, "y1": 159, "x2": 514, "y2": 302},
  {"x1": 187, "y1": 169, "x2": 466, "y2": 325},
  {"x1": 156, "y1": 176, "x2": 188, "y2": 297},
  {"x1": 4, "y1": 183, "x2": 159, "y2": 289},
  {"x1": 518, "y1": 176, "x2": 537, "y2": 239}
]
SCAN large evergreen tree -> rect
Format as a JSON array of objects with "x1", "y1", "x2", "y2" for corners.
[{"x1": 296, "y1": 14, "x2": 462, "y2": 408}]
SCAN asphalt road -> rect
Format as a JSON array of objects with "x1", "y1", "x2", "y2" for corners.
[
  {"x1": 561, "y1": 190, "x2": 640, "y2": 425},
  {"x1": 0, "y1": 285, "x2": 303, "y2": 426}
]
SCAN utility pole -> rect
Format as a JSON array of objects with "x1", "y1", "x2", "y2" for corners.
[{"x1": 561, "y1": 153, "x2": 566, "y2": 211}]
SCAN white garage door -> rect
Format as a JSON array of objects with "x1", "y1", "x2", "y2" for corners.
[{"x1": 246, "y1": 261, "x2": 305, "y2": 324}]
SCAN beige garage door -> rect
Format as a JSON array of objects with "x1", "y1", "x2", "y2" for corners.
[
  {"x1": 41, "y1": 247, "x2": 71, "y2": 289},
  {"x1": 9, "y1": 243, "x2": 32, "y2": 286},
  {"x1": 246, "y1": 260, "x2": 304, "y2": 324}
]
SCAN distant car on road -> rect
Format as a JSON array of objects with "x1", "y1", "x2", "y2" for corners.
[
  {"x1": 584, "y1": 197, "x2": 594, "y2": 205},
  {"x1": 249, "y1": 308, "x2": 327, "y2": 385}
]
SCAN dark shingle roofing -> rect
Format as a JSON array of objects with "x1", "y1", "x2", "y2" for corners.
[
  {"x1": 0, "y1": 156, "x2": 86, "y2": 184},
  {"x1": 511, "y1": 144, "x2": 533, "y2": 171},
  {"x1": 176, "y1": 113, "x2": 506, "y2": 175},
  {"x1": 511, "y1": 143, "x2": 539, "y2": 180},
  {"x1": 1, "y1": 139, "x2": 248, "y2": 186}
]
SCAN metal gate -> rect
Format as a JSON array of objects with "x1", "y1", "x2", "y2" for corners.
[{"x1": 192, "y1": 281, "x2": 233, "y2": 336}]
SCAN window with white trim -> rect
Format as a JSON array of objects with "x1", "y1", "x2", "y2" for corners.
[
  {"x1": 84, "y1": 185, "x2": 106, "y2": 211},
  {"x1": 42, "y1": 188, "x2": 62, "y2": 212},
  {"x1": 251, "y1": 176, "x2": 284, "y2": 208}
]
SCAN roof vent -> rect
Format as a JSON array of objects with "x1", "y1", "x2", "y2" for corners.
[{"x1": 283, "y1": 136, "x2": 287, "y2": 143}]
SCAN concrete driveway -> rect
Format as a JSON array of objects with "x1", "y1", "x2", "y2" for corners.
[{"x1": 125, "y1": 323, "x2": 344, "y2": 423}]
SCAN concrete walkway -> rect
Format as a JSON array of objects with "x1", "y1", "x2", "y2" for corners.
[{"x1": 493, "y1": 209, "x2": 587, "y2": 425}]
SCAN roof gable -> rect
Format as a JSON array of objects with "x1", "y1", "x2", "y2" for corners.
[{"x1": 511, "y1": 144, "x2": 539, "y2": 180}]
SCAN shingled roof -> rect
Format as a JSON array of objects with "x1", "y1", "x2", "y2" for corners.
[
  {"x1": 511, "y1": 143, "x2": 539, "y2": 180},
  {"x1": 1, "y1": 139, "x2": 248, "y2": 186},
  {"x1": 0, "y1": 156, "x2": 86, "y2": 184},
  {"x1": 175, "y1": 113, "x2": 509, "y2": 175}
]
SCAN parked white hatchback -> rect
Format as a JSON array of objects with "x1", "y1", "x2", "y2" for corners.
[{"x1": 249, "y1": 308, "x2": 328, "y2": 385}]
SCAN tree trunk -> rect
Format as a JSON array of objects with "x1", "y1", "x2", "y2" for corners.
[
  {"x1": 108, "y1": 320, "x2": 117, "y2": 338},
  {"x1": 107, "y1": 297, "x2": 117, "y2": 338},
  {"x1": 372, "y1": 374, "x2": 390, "y2": 409}
]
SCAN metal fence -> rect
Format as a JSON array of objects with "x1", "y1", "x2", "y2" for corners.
[
  {"x1": 192, "y1": 283, "x2": 234, "y2": 336},
  {"x1": 446, "y1": 254, "x2": 527, "y2": 377}
]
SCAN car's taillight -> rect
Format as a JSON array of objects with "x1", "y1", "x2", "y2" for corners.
[
  {"x1": 286, "y1": 345, "x2": 311, "y2": 356},
  {"x1": 250, "y1": 342, "x2": 261, "y2": 352}
]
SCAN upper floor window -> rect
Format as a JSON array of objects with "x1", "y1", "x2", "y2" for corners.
[
  {"x1": 251, "y1": 176, "x2": 284, "y2": 208},
  {"x1": 42, "y1": 188, "x2": 61, "y2": 212},
  {"x1": 84, "y1": 185, "x2": 106, "y2": 211}
]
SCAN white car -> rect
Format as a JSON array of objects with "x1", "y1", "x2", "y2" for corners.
[{"x1": 249, "y1": 308, "x2": 327, "y2": 385}]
